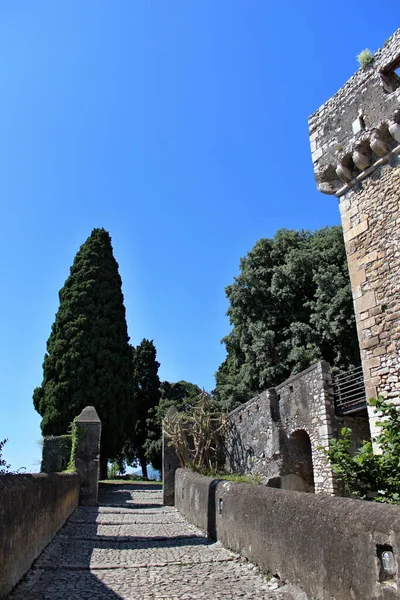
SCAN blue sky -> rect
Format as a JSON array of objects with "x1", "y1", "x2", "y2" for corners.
[{"x1": 0, "y1": 1, "x2": 396, "y2": 471}]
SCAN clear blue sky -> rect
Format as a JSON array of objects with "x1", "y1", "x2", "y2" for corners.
[{"x1": 0, "y1": 1, "x2": 396, "y2": 471}]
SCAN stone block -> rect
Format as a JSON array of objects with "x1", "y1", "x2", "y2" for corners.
[
  {"x1": 360, "y1": 336, "x2": 379, "y2": 350},
  {"x1": 373, "y1": 346, "x2": 387, "y2": 356},
  {"x1": 361, "y1": 316, "x2": 376, "y2": 329},
  {"x1": 355, "y1": 292, "x2": 376, "y2": 314},
  {"x1": 343, "y1": 220, "x2": 369, "y2": 243},
  {"x1": 350, "y1": 268, "x2": 366, "y2": 287}
]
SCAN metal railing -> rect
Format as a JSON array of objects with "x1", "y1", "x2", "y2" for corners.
[{"x1": 332, "y1": 365, "x2": 367, "y2": 415}]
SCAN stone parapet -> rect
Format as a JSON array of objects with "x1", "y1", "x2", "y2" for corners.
[
  {"x1": 0, "y1": 473, "x2": 79, "y2": 599},
  {"x1": 309, "y1": 29, "x2": 400, "y2": 196},
  {"x1": 176, "y1": 468, "x2": 400, "y2": 600}
]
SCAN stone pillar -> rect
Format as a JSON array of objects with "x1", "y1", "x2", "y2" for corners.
[
  {"x1": 311, "y1": 361, "x2": 338, "y2": 495},
  {"x1": 75, "y1": 406, "x2": 101, "y2": 506},
  {"x1": 162, "y1": 408, "x2": 181, "y2": 506}
]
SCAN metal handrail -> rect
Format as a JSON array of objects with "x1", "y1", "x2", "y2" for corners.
[{"x1": 333, "y1": 365, "x2": 367, "y2": 415}]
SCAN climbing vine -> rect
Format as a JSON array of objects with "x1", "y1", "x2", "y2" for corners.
[{"x1": 66, "y1": 419, "x2": 87, "y2": 471}]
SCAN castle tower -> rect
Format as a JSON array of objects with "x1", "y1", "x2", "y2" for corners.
[{"x1": 309, "y1": 29, "x2": 400, "y2": 437}]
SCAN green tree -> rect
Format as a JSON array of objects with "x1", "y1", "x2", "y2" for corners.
[
  {"x1": 124, "y1": 339, "x2": 161, "y2": 479},
  {"x1": 33, "y1": 228, "x2": 132, "y2": 479},
  {"x1": 143, "y1": 380, "x2": 203, "y2": 472},
  {"x1": 215, "y1": 227, "x2": 360, "y2": 410},
  {"x1": 324, "y1": 397, "x2": 400, "y2": 504}
]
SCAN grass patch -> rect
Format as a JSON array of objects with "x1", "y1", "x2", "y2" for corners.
[
  {"x1": 189, "y1": 466, "x2": 261, "y2": 485},
  {"x1": 221, "y1": 473, "x2": 261, "y2": 484},
  {"x1": 100, "y1": 479, "x2": 162, "y2": 485}
]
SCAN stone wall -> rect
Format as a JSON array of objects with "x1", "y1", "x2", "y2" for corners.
[
  {"x1": 41, "y1": 435, "x2": 72, "y2": 473},
  {"x1": 309, "y1": 29, "x2": 400, "y2": 439},
  {"x1": 224, "y1": 361, "x2": 339, "y2": 494},
  {"x1": 309, "y1": 29, "x2": 400, "y2": 195},
  {"x1": 337, "y1": 414, "x2": 371, "y2": 455},
  {"x1": 339, "y1": 160, "x2": 400, "y2": 436},
  {"x1": 0, "y1": 473, "x2": 79, "y2": 599},
  {"x1": 176, "y1": 468, "x2": 400, "y2": 600},
  {"x1": 162, "y1": 424, "x2": 181, "y2": 506}
]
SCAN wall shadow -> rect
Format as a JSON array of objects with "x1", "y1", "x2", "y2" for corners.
[
  {"x1": 10, "y1": 481, "x2": 215, "y2": 599},
  {"x1": 225, "y1": 421, "x2": 248, "y2": 474},
  {"x1": 207, "y1": 479, "x2": 224, "y2": 540},
  {"x1": 7, "y1": 506, "x2": 124, "y2": 600}
]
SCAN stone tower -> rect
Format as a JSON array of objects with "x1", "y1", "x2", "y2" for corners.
[{"x1": 309, "y1": 29, "x2": 400, "y2": 437}]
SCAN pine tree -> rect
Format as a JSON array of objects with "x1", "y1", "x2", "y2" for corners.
[
  {"x1": 33, "y1": 228, "x2": 132, "y2": 478},
  {"x1": 124, "y1": 339, "x2": 161, "y2": 479}
]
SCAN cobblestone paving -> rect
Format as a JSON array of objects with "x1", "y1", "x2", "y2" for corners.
[{"x1": 8, "y1": 483, "x2": 307, "y2": 600}]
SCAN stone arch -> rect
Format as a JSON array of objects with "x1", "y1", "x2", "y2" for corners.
[{"x1": 281, "y1": 429, "x2": 315, "y2": 493}]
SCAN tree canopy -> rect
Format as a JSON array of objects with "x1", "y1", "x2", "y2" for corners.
[
  {"x1": 214, "y1": 227, "x2": 360, "y2": 410},
  {"x1": 33, "y1": 228, "x2": 132, "y2": 473}
]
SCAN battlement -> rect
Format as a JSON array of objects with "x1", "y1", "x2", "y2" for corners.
[{"x1": 309, "y1": 28, "x2": 400, "y2": 196}]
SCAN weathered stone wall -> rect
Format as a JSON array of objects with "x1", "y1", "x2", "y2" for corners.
[
  {"x1": 224, "y1": 361, "x2": 339, "y2": 494},
  {"x1": 0, "y1": 473, "x2": 79, "y2": 599},
  {"x1": 41, "y1": 434, "x2": 72, "y2": 473},
  {"x1": 176, "y1": 468, "x2": 400, "y2": 600},
  {"x1": 337, "y1": 414, "x2": 371, "y2": 455},
  {"x1": 309, "y1": 29, "x2": 400, "y2": 439},
  {"x1": 309, "y1": 29, "x2": 400, "y2": 195},
  {"x1": 340, "y1": 161, "x2": 400, "y2": 436}
]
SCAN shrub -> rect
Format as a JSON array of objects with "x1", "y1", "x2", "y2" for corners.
[
  {"x1": 164, "y1": 392, "x2": 227, "y2": 471},
  {"x1": 357, "y1": 49, "x2": 374, "y2": 68},
  {"x1": 324, "y1": 396, "x2": 400, "y2": 503}
]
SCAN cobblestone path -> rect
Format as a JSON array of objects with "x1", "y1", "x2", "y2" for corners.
[{"x1": 9, "y1": 483, "x2": 306, "y2": 600}]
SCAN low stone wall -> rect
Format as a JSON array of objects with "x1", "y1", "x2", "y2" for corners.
[
  {"x1": 176, "y1": 468, "x2": 400, "y2": 600},
  {"x1": 0, "y1": 472, "x2": 79, "y2": 599}
]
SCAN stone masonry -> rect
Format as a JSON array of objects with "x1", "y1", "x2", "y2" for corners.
[
  {"x1": 163, "y1": 362, "x2": 370, "y2": 497},
  {"x1": 7, "y1": 482, "x2": 306, "y2": 600},
  {"x1": 75, "y1": 406, "x2": 102, "y2": 506},
  {"x1": 309, "y1": 29, "x2": 400, "y2": 438},
  {"x1": 224, "y1": 362, "x2": 339, "y2": 495}
]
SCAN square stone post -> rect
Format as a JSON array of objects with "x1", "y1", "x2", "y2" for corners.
[
  {"x1": 162, "y1": 408, "x2": 181, "y2": 506},
  {"x1": 75, "y1": 406, "x2": 101, "y2": 506}
]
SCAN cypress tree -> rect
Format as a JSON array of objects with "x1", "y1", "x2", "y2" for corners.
[
  {"x1": 124, "y1": 339, "x2": 161, "y2": 479},
  {"x1": 33, "y1": 228, "x2": 132, "y2": 478}
]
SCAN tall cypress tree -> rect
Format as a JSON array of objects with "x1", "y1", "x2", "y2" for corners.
[
  {"x1": 124, "y1": 339, "x2": 161, "y2": 479},
  {"x1": 33, "y1": 228, "x2": 132, "y2": 477}
]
